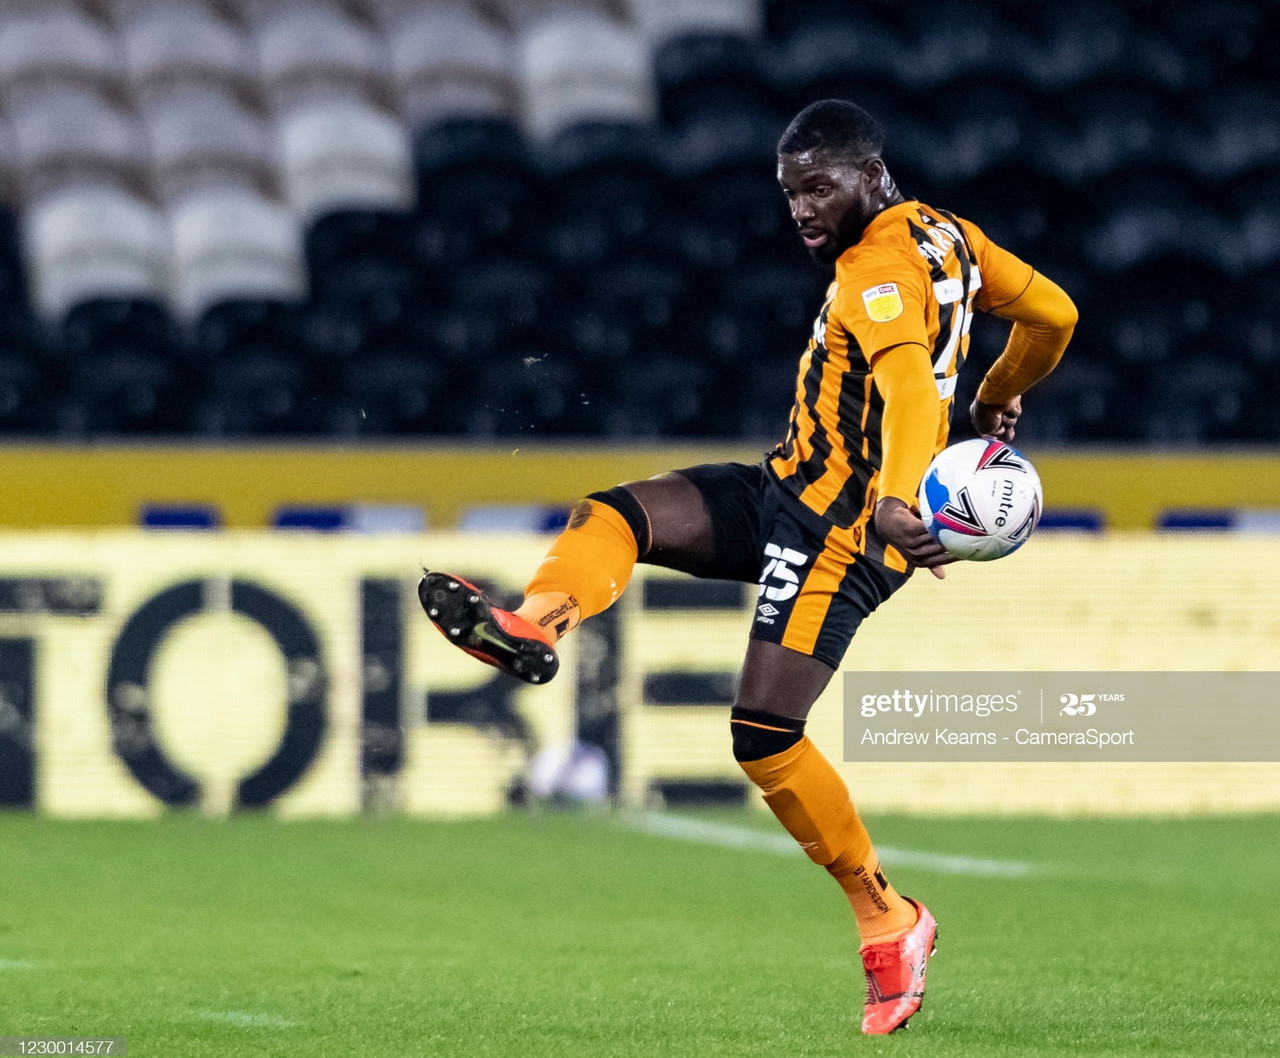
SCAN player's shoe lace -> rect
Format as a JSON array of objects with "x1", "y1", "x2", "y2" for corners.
[
  {"x1": 859, "y1": 898, "x2": 938, "y2": 1034},
  {"x1": 418, "y1": 571, "x2": 559, "y2": 685}
]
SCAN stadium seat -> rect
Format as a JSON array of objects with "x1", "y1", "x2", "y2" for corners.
[
  {"x1": 1143, "y1": 359, "x2": 1254, "y2": 444},
  {"x1": 117, "y1": 1, "x2": 259, "y2": 110},
  {"x1": 1187, "y1": 86, "x2": 1280, "y2": 182},
  {"x1": 630, "y1": 0, "x2": 761, "y2": 46},
  {"x1": 62, "y1": 347, "x2": 186, "y2": 435},
  {"x1": 306, "y1": 205, "x2": 408, "y2": 264},
  {"x1": 142, "y1": 89, "x2": 278, "y2": 201},
  {"x1": 0, "y1": 4, "x2": 123, "y2": 108},
  {"x1": 517, "y1": 10, "x2": 655, "y2": 141},
  {"x1": 8, "y1": 87, "x2": 146, "y2": 202},
  {"x1": 603, "y1": 354, "x2": 711, "y2": 436},
  {"x1": 249, "y1": 3, "x2": 392, "y2": 113},
  {"x1": 771, "y1": 8, "x2": 909, "y2": 112},
  {"x1": 722, "y1": 357, "x2": 800, "y2": 438},
  {"x1": 716, "y1": 257, "x2": 824, "y2": 347},
  {"x1": 415, "y1": 118, "x2": 543, "y2": 258},
  {"x1": 0, "y1": 353, "x2": 53, "y2": 434},
  {"x1": 61, "y1": 297, "x2": 177, "y2": 359},
  {"x1": 193, "y1": 297, "x2": 301, "y2": 359},
  {"x1": 576, "y1": 257, "x2": 693, "y2": 359},
  {"x1": 898, "y1": 3, "x2": 1038, "y2": 92},
  {"x1": 191, "y1": 347, "x2": 319, "y2": 435},
  {"x1": 168, "y1": 187, "x2": 306, "y2": 318},
  {"x1": 1022, "y1": 2, "x2": 1135, "y2": 90},
  {"x1": 277, "y1": 97, "x2": 414, "y2": 218},
  {"x1": 327, "y1": 351, "x2": 445, "y2": 436},
  {"x1": 442, "y1": 256, "x2": 563, "y2": 355},
  {"x1": 673, "y1": 139, "x2": 793, "y2": 267},
  {"x1": 469, "y1": 350, "x2": 588, "y2": 436},
  {"x1": 1013, "y1": 359, "x2": 1128, "y2": 444},
  {"x1": 24, "y1": 185, "x2": 168, "y2": 319},
  {"x1": 653, "y1": 31, "x2": 776, "y2": 130},
  {"x1": 381, "y1": 2, "x2": 519, "y2": 132},
  {"x1": 540, "y1": 122, "x2": 677, "y2": 268}
]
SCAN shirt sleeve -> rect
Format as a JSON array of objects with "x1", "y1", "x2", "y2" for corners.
[
  {"x1": 967, "y1": 221, "x2": 1035, "y2": 313},
  {"x1": 832, "y1": 258, "x2": 930, "y2": 364}
]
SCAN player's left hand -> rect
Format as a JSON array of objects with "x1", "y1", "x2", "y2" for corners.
[
  {"x1": 874, "y1": 498, "x2": 956, "y2": 580},
  {"x1": 971, "y1": 395, "x2": 1021, "y2": 441}
]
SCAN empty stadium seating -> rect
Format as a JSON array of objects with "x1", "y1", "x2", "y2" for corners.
[{"x1": 0, "y1": 0, "x2": 1273, "y2": 442}]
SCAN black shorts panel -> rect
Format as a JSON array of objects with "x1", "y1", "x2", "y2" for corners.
[
  {"x1": 673, "y1": 461, "x2": 910, "y2": 669},
  {"x1": 670, "y1": 461, "x2": 767, "y2": 582}
]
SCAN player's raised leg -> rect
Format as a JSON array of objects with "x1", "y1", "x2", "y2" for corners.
[
  {"x1": 730, "y1": 641, "x2": 938, "y2": 1034},
  {"x1": 419, "y1": 472, "x2": 719, "y2": 683}
]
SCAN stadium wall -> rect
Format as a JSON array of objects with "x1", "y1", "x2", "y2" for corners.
[
  {"x1": 4, "y1": 444, "x2": 1280, "y2": 529},
  {"x1": 0, "y1": 530, "x2": 1275, "y2": 818}
]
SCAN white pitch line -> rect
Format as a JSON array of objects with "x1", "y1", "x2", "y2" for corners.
[
  {"x1": 196, "y1": 1012, "x2": 295, "y2": 1028},
  {"x1": 624, "y1": 812, "x2": 1033, "y2": 878},
  {"x1": 0, "y1": 959, "x2": 37, "y2": 971}
]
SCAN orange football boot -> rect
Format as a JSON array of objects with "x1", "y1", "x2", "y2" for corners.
[{"x1": 859, "y1": 898, "x2": 938, "y2": 1034}]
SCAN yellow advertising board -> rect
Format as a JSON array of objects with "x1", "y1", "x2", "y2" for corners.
[
  {"x1": 0, "y1": 530, "x2": 1275, "y2": 819},
  {"x1": 2, "y1": 443, "x2": 1279, "y2": 530}
]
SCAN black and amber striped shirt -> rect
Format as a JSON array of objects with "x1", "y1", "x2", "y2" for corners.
[{"x1": 769, "y1": 200, "x2": 1034, "y2": 532}]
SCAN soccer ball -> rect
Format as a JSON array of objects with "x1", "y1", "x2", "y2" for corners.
[{"x1": 918, "y1": 438, "x2": 1043, "y2": 561}]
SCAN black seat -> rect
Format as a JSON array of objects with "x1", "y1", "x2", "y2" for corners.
[
  {"x1": 655, "y1": 32, "x2": 777, "y2": 128},
  {"x1": 61, "y1": 298, "x2": 178, "y2": 359},
  {"x1": 193, "y1": 299, "x2": 302, "y2": 360},
  {"x1": 540, "y1": 122, "x2": 679, "y2": 268},
  {"x1": 0, "y1": 354, "x2": 53, "y2": 435},
  {"x1": 62, "y1": 348, "x2": 186, "y2": 436},
  {"x1": 603, "y1": 354, "x2": 711, "y2": 437},
  {"x1": 192, "y1": 350, "x2": 317, "y2": 435},
  {"x1": 1143, "y1": 358, "x2": 1254, "y2": 444},
  {"x1": 415, "y1": 116, "x2": 544, "y2": 257},
  {"x1": 469, "y1": 351, "x2": 587, "y2": 437},
  {"x1": 328, "y1": 352, "x2": 445, "y2": 436}
]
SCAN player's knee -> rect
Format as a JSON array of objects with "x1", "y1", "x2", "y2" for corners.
[
  {"x1": 584, "y1": 486, "x2": 652, "y2": 556},
  {"x1": 730, "y1": 706, "x2": 805, "y2": 763}
]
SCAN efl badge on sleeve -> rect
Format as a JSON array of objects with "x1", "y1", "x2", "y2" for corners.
[{"x1": 862, "y1": 283, "x2": 903, "y2": 322}]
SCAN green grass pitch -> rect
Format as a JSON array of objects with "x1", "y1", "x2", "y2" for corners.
[{"x1": 1, "y1": 811, "x2": 1277, "y2": 1057}]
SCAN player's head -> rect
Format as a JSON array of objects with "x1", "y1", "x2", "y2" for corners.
[{"x1": 777, "y1": 99, "x2": 897, "y2": 263}]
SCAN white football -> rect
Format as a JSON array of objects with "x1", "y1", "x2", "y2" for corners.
[{"x1": 918, "y1": 438, "x2": 1043, "y2": 561}]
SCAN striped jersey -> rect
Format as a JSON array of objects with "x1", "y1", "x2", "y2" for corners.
[{"x1": 769, "y1": 200, "x2": 1035, "y2": 530}]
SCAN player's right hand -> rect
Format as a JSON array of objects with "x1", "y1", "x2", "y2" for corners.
[
  {"x1": 971, "y1": 395, "x2": 1021, "y2": 441},
  {"x1": 874, "y1": 498, "x2": 955, "y2": 580}
]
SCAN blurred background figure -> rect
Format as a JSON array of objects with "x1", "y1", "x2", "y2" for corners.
[{"x1": 0, "y1": 0, "x2": 1273, "y2": 443}]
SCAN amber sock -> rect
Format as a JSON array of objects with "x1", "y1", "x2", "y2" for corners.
[
  {"x1": 733, "y1": 711, "x2": 917, "y2": 946},
  {"x1": 514, "y1": 493, "x2": 647, "y2": 640}
]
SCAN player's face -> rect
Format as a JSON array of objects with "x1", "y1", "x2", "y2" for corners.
[{"x1": 777, "y1": 149, "x2": 881, "y2": 263}]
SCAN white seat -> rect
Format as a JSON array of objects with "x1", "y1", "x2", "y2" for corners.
[
  {"x1": 250, "y1": 3, "x2": 391, "y2": 112},
  {"x1": 278, "y1": 98, "x2": 414, "y2": 219},
  {"x1": 626, "y1": 0, "x2": 761, "y2": 44},
  {"x1": 0, "y1": 4, "x2": 124, "y2": 106},
  {"x1": 118, "y1": 1, "x2": 259, "y2": 108},
  {"x1": 0, "y1": 117, "x2": 16, "y2": 203},
  {"x1": 24, "y1": 185, "x2": 168, "y2": 317},
  {"x1": 489, "y1": 0, "x2": 617, "y2": 33},
  {"x1": 8, "y1": 87, "x2": 145, "y2": 200},
  {"x1": 384, "y1": 2, "x2": 518, "y2": 128},
  {"x1": 518, "y1": 11, "x2": 655, "y2": 140},
  {"x1": 142, "y1": 90, "x2": 277, "y2": 201},
  {"x1": 168, "y1": 186, "x2": 306, "y2": 317}
]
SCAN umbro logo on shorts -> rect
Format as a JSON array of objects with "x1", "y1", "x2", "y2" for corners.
[{"x1": 756, "y1": 602, "x2": 781, "y2": 624}]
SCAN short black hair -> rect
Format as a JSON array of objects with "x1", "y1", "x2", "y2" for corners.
[{"x1": 778, "y1": 99, "x2": 884, "y2": 162}]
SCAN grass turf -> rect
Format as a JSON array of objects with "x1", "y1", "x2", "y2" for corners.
[{"x1": 0, "y1": 812, "x2": 1277, "y2": 1057}]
